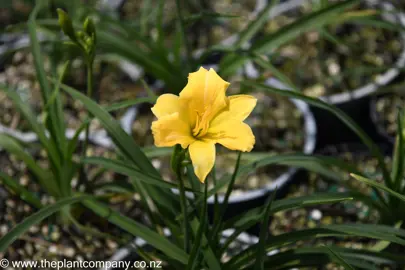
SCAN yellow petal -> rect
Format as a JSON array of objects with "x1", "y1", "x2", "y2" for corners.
[
  {"x1": 180, "y1": 68, "x2": 229, "y2": 113},
  {"x1": 203, "y1": 68, "x2": 230, "y2": 117},
  {"x1": 211, "y1": 95, "x2": 257, "y2": 125},
  {"x1": 189, "y1": 140, "x2": 216, "y2": 183},
  {"x1": 179, "y1": 67, "x2": 208, "y2": 103},
  {"x1": 179, "y1": 67, "x2": 230, "y2": 137},
  {"x1": 207, "y1": 120, "x2": 255, "y2": 152},
  {"x1": 151, "y1": 113, "x2": 195, "y2": 148},
  {"x1": 151, "y1": 94, "x2": 181, "y2": 119}
]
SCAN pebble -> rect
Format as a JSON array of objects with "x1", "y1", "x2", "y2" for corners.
[
  {"x1": 322, "y1": 216, "x2": 333, "y2": 225},
  {"x1": 307, "y1": 220, "x2": 316, "y2": 228},
  {"x1": 152, "y1": 159, "x2": 162, "y2": 169},
  {"x1": 28, "y1": 225, "x2": 39, "y2": 234},
  {"x1": 19, "y1": 175, "x2": 29, "y2": 186},
  {"x1": 106, "y1": 239, "x2": 118, "y2": 250},
  {"x1": 50, "y1": 231, "x2": 60, "y2": 241},
  {"x1": 0, "y1": 225, "x2": 9, "y2": 234},
  {"x1": 25, "y1": 243, "x2": 33, "y2": 256},
  {"x1": 247, "y1": 176, "x2": 259, "y2": 188},
  {"x1": 6, "y1": 199, "x2": 15, "y2": 208},
  {"x1": 310, "y1": 209, "x2": 322, "y2": 221},
  {"x1": 48, "y1": 245, "x2": 58, "y2": 254},
  {"x1": 64, "y1": 247, "x2": 76, "y2": 258},
  {"x1": 41, "y1": 225, "x2": 49, "y2": 236}
]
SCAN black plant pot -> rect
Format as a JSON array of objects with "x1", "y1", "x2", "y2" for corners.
[
  {"x1": 251, "y1": 0, "x2": 405, "y2": 149},
  {"x1": 202, "y1": 80, "x2": 317, "y2": 223},
  {"x1": 307, "y1": 0, "x2": 405, "y2": 148},
  {"x1": 312, "y1": 94, "x2": 380, "y2": 149}
]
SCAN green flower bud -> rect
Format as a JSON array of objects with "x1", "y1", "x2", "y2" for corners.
[
  {"x1": 83, "y1": 17, "x2": 96, "y2": 42},
  {"x1": 57, "y1": 9, "x2": 77, "y2": 42}
]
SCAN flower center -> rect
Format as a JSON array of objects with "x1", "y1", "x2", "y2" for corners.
[{"x1": 192, "y1": 112, "x2": 209, "y2": 138}]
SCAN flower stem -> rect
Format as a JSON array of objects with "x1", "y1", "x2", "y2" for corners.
[
  {"x1": 82, "y1": 63, "x2": 93, "y2": 157},
  {"x1": 79, "y1": 62, "x2": 93, "y2": 189},
  {"x1": 176, "y1": 166, "x2": 190, "y2": 252}
]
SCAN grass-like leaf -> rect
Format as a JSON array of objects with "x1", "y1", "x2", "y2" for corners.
[
  {"x1": 0, "y1": 195, "x2": 91, "y2": 252},
  {"x1": 254, "y1": 189, "x2": 277, "y2": 270},
  {"x1": 56, "y1": 80, "x2": 181, "y2": 216},
  {"x1": 225, "y1": 193, "x2": 352, "y2": 229},
  {"x1": 187, "y1": 184, "x2": 208, "y2": 270},
  {"x1": 226, "y1": 224, "x2": 405, "y2": 269},
  {"x1": 392, "y1": 111, "x2": 404, "y2": 191},
  {"x1": 242, "y1": 81, "x2": 391, "y2": 190},
  {"x1": 0, "y1": 85, "x2": 61, "y2": 173},
  {"x1": 351, "y1": 173, "x2": 405, "y2": 203},
  {"x1": 83, "y1": 199, "x2": 189, "y2": 264},
  {"x1": 190, "y1": 218, "x2": 221, "y2": 270},
  {"x1": 0, "y1": 172, "x2": 43, "y2": 209},
  {"x1": 181, "y1": 153, "x2": 365, "y2": 220},
  {"x1": 234, "y1": 0, "x2": 279, "y2": 49},
  {"x1": 220, "y1": 0, "x2": 359, "y2": 76},
  {"x1": 0, "y1": 134, "x2": 57, "y2": 196},
  {"x1": 29, "y1": 1, "x2": 66, "y2": 158},
  {"x1": 324, "y1": 245, "x2": 355, "y2": 270},
  {"x1": 82, "y1": 157, "x2": 197, "y2": 194}
]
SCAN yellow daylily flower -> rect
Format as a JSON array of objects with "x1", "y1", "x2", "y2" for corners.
[{"x1": 151, "y1": 67, "x2": 257, "y2": 183}]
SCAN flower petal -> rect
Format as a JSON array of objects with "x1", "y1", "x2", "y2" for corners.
[
  {"x1": 189, "y1": 140, "x2": 216, "y2": 183},
  {"x1": 211, "y1": 95, "x2": 257, "y2": 125},
  {"x1": 151, "y1": 113, "x2": 194, "y2": 148},
  {"x1": 151, "y1": 94, "x2": 181, "y2": 119},
  {"x1": 207, "y1": 120, "x2": 255, "y2": 152},
  {"x1": 203, "y1": 68, "x2": 230, "y2": 116},
  {"x1": 179, "y1": 67, "x2": 208, "y2": 103},
  {"x1": 179, "y1": 67, "x2": 230, "y2": 137}
]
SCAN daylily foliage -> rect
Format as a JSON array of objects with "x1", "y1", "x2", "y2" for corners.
[{"x1": 151, "y1": 67, "x2": 257, "y2": 182}]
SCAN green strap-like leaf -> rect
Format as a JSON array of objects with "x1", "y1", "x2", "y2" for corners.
[
  {"x1": 0, "y1": 172, "x2": 43, "y2": 209},
  {"x1": 226, "y1": 225, "x2": 405, "y2": 269},
  {"x1": 83, "y1": 199, "x2": 189, "y2": 264},
  {"x1": 234, "y1": 0, "x2": 279, "y2": 49},
  {"x1": 0, "y1": 134, "x2": 58, "y2": 196},
  {"x1": 242, "y1": 81, "x2": 392, "y2": 194},
  {"x1": 82, "y1": 157, "x2": 197, "y2": 194},
  {"x1": 187, "y1": 184, "x2": 208, "y2": 270},
  {"x1": 219, "y1": 0, "x2": 359, "y2": 77},
  {"x1": 0, "y1": 195, "x2": 91, "y2": 252},
  {"x1": 181, "y1": 153, "x2": 369, "y2": 221},
  {"x1": 254, "y1": 189, "x2": 277, "y2": 270},
  {"x1": 324, "y1": 246, "x2": 355, "y2": 270},
  {"x1": 189, "y1": 218, "x2": 222, "y2": 270},
  {"x1": 351, "y1": 173, "x2": 405, "y2": 203},
  {"x1": 392, "y1": 111, "x2": 404, "y2": 191},
  {"x1": 29, "y1": 1, "x2": 66, "y2": 160},
  {"x1": 225, "y1": 193, "x2": 352, "y2": 229},
  {"x1": 0, "y1": 85, "x2": 62, "y2": 174}
]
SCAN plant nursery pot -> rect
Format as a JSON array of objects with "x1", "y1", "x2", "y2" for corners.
[
  {"x1": 0, "y1": 40, "x2": 141, "y2": 148},
  {"x1": 205, "y1": 78, "x2": 316, "y2": 221},
  {"x1": 102, "y1": 228, "x2": 260, "y2": 270},
  {"x1": 251, "y1": 0, "x2": 405, "y2": 149},
  {"x1": 312, "y1": 0, "x2": 405, "y2": 148},
  {"x1": 270, "y1": 142, "x2": 393, "y2": 238}
]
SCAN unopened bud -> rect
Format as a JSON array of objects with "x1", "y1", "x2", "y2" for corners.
[{"x1": 57, "y1": 9, "x2": 77, "y2": 42}]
